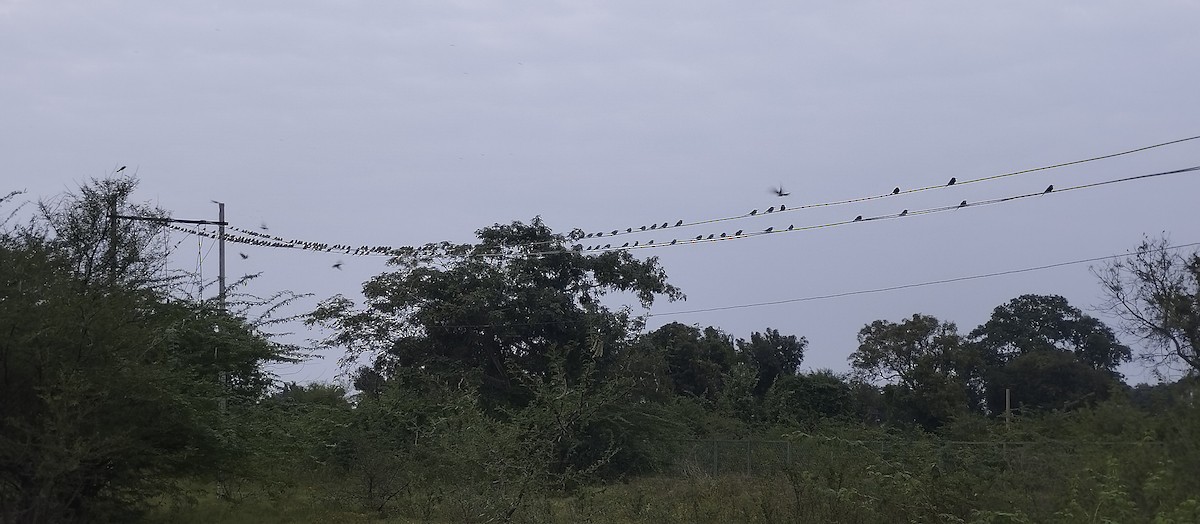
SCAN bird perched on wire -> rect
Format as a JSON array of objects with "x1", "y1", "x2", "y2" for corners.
[
  {"x1": 958, "y1": 200, "x2": 967, "y2": 208},
  {"x1": 892, "y1": 187, "x2": 900, "y2": 195},
  {"x1": 854, "y1": 215, "x2": 863, "y2": 222},
  {"x1": 332, "y1": 261, "x2": 343, "y2": 270},
  {"x1": 899, "y1": 210, "x2": 908, "y2": 217},
  {"x1": 764, "y1": 227, "x2": 773, "y2": 233},
  {"x1": 771, "y1": 185, "x2": 790, "y2": 197},
  {"x1": 947, "y1": 177, "x2": 956, "y2": 186},
  {"x1": 1044, "y1": 185, "x2": 1054, "y2": 194},
  {"x1": 749, "y1": 209, "x2": 758, "y2": 216},
  {"x1": 734, "y1": 229, "x2": 743, "y2": 236},
  {"x1": 766, "y1": 206, "x2": 775, "y2": 213},
  {"x1": 675, "y1": 220, "x2": 683, "y2": 227}
]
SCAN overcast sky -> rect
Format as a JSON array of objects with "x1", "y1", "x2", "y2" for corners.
[{"x1": 4, "y1": 1, "x2": 1198, "y2": 385}]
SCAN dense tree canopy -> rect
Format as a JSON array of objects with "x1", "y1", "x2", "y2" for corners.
[
  {"x1": 309, "y1": 218, "x2": 684, "y2": 407},
  {"x1": 970, "y1": 294, "x2": 1131, "y2": 372}
]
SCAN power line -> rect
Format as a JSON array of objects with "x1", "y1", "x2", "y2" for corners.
[
  {"x1": 167, "y1": 163, "x2": 1199, "y2": 260},
  {"x1": 569, "y1": 133, "x2": 1200, "y2": 242}
]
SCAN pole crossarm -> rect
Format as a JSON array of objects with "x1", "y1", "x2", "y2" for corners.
[{"x1": 108, "y1": 214, "x2": 228, "y2": 226}]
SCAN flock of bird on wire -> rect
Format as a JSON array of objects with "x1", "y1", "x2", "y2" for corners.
[{"x1": 161, "y1": 134, "x2": 1199, "y2": 270}]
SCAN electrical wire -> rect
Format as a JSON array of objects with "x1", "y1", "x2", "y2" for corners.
[{"x1": 168, "y1": 163, "x2": 1199, "y2": 260}]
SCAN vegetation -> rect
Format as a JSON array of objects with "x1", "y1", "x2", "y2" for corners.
[{"x1": 3, "y1": 177, "x2": 1199, "y2": 523}]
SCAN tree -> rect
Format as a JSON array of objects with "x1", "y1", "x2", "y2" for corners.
[
  {"x1": 970, "y1": 294, "x2": 1130, "y2": 372},
  {"x1": 736, "y1": 328, "x2": 807, "y2": 396},
  {"x1": 309, "y1": 218, "x2": 684, "y2": 408},
  {"x1": 0, "y1": 179, "x2": 298, "y2": 522},
  {"x1": 850, "y1": 314, "x2": 981, "y2": 427},
  {"x1": 969, "y1": 294, "x2": 1129, "y2": 413},
  {"x1": 763, "y1": 370, "x2": 855, "y2": 425},
  {"x1": 631, "y1": 322, "x2": 737, "y2": 400},
  {"x1": 1097, "y1": 236, "x2": 1200, "y2": 375}
]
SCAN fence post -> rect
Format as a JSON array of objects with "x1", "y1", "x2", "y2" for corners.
[
  {"x1": 746, "y1": 439, "x2": 752, "y2": 476},
  {"x1": 711, "y1": 439, "x2": 718, "y2": 476}
]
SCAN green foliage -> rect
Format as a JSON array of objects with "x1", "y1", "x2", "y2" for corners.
[
  {"x1": 631, "y1": 322, "x2": 737, "y2": 401},
  {"x1": 851, "y1": 314, "x2": 981, "y2": 427},
  {"x1": 736, "y1": 328, "x2": 807, "y2": 396},
  {"x1": 309, "y1": 217, "x2": 684, "y2": 408}
]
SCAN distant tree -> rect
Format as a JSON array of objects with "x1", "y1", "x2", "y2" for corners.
[
  {"x1": 970, "y1": 294, "x2": 1131, "y2": 372},
  {"x1": 736, "y1": 328, "x2": 807, "y2": 396},
  {"x1": 632, "y1": 322, "x2": 737, "y2": 400},
  {"x1": 764, "y1": 370, "x2": 855, "y2": 425},
  {"x1": 309, "y1": 218, "x2": 684, "y2": 408},
  {"x1": 969, "y1": 294, "x2": 1129, "y2": 413},
  {"x1": 1096, "y1": 236, "x2": 1200, "y2": 375},
  {"x1": 850, "y1": 314, "x2": 981, "y2": 427}
]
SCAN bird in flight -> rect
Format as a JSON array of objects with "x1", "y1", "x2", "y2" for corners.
[
  {"x1": 947, "y1": 177, "x2": 957, "y2": 186},
  {"x1": 771, "y1": 185, "x2": 790, "y2": 197},
  {"x1": 239, "y1": 252, "x2": 249, "y2": 259},
  {"x1": 332, "y1": 261, "x2": 343, "y2": 270},
  {"x1": 260, "y1": 221, "x2": 269, "y2": 231},
  {"x1": 1044, "y1": 185, "x2": 1054, "y2": 194},
  {"x1": 116, "y1": 166, "x2": 126, "y2": 173}
]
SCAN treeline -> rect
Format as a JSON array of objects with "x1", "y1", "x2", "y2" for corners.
[{"x1": 2, "y1": 177, "x2": 1199, "y2": 523}]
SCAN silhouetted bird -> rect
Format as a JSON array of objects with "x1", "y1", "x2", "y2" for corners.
[
  {"x1": 239, "y1": 252, "x2": 248, "y2": 259},
  {"x1": 720, "y1": 233, "x2": 727, "y2": 238},
  {"x1": 675, "y1": 220, "x2": 683, "y2": 227},
  {"x1": 695, "y1": 235, "x2": 703, "y2": 240},
  {"x1": 766, "y1": 206, "x2": 775, "y2": 213},
  {"x1": 764, "y1": 227, "x2": 773, "y2": 233},
  {"x1": 893, "y1": 187, "x2": 900, "y2": 194},
  {"x1": 779, "y1": 204, "x2": 786, "y2": 211},
  {"x1": 596, "y1": 232, "x2": 603, "y2": 237},
  {"x1": 640, "y1": 226, "x2": 647, "y2": 231},
  {"x1": 611, "y1": 230, "x2": 619, "y2": 235},
  {"x1": 586, "y1": 233, "x2": 594, "y2": 238},
  {"x1": 647, "y1": 240, "x2": 654, "y2": 245},
  {"x1": 603, "y1": 244, "x2": 611, "y2": 249},
  {"x1": 260, "y1": 221, "x2": 269, "y2": 231},
  {"x1": 958, "y1": 200, "x2": 967, "y2": 208},
  {"x1": 899, "y1": 210, "x2": 908, "y2": 216},
  {"x1": 787, "y1": 225, "x2": 794, "y2": 231},
  {"x1": 332, "y1": 261, "x2": 343, "y2": 270},
  {"x1": 1044, "y1": 185, "x2": 1054, "y2": 194},
  {"x1": 947, "y1": 177, "x2": 956, "y2": 186},
  {"x1": 772, "y1": 185, "x2": 790, "y2": 197},
  {"x1": 633, "y1": 241, "x2": 639, "y2": 247},
  {"x1": 734, "y1": 229, "x2": 743, "y2": 236},
  {"x1": 116, "y1": 166, "x2": 126, "y2": 173},
  {"x1": 661, "y1": 222, "x2": 669, "y2": 229},
  {"x1": 707, "y1": 234, "x2": 714, "y2": 239},
  {"x1": 626, "y1": 228, "x2": 633, "y2": 233},
  {"x1": 749, "y1": 209, "x2": 758, "y2": 216},
  {"x1": 650, "y1": 223, "x2": 657, "y2": 230},
  {"x1": 854, "y1": 215, "x2": 863, "y2": 222},
  {"x1": 670, "y1": 239, "x2": 677, "y2": 245}
]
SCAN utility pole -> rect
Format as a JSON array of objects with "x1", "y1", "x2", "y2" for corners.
[{"x1": 216, "y1": 202, "x2": 227, "y2": 415}]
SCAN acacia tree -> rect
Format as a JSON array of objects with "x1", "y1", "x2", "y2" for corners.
[
  {"x1": 309, "y1": 217, "x2": 684, "y2": 407},
  {"x1": 1096, "y1": 236, "x2": 1200, "y2": 375},
  {"x1": 0, "y1": 180, "x2": 300, "y2": 522}
]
